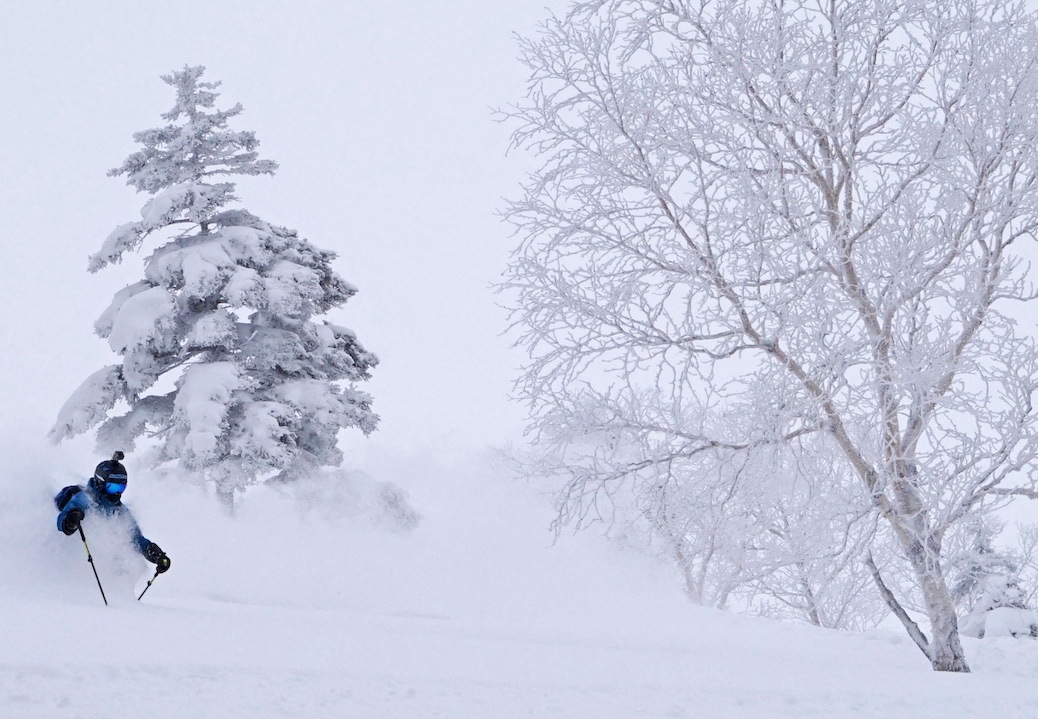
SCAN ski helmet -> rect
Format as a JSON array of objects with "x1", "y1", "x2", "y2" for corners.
[{"x1": 94, "y1": 451, "x2": 128, "y2": 496}]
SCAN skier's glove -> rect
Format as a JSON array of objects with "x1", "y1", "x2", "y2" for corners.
[
  {"x1": 61, "y1": 509, "x2": 84, "y2": 536},
  {"x1": 144, "y1": 542, "x2": 171, "y2": 573}
]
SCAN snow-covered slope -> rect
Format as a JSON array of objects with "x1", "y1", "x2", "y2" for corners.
[{"x1": 6, "y1": 445, "x2": 1038, "y2": 718}]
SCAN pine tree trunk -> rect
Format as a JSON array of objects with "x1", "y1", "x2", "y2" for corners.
[{"x1": 216, "y1": 484, "x2": 236, "y2": 515}]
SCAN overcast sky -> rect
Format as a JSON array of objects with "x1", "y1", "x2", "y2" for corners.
[{"x1": 0, "y1": 1, "x2": 566, "y2": 469}]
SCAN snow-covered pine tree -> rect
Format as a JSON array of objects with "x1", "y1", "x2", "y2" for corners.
[
  {"x1": 960, "y1": 576, "x2": 1038, "y2": 639},
  {"x1": 951, "y1": 520, "x2": 1038, "y2": 639},
  {"x1": 49, "y1": 65, "x2": 378, "y2": 507},
  {"x1": 949, "y1": 520, "x2": 1019, "y2": 614}
]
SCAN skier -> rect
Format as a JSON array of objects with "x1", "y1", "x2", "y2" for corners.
[{"x1": 55, "y1": 451, "x2": 171, "y2": 574}]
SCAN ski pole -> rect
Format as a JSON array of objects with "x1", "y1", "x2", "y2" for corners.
[
  {"x1": 77, "y1": 525, "x2": 108, "y2": 606},
  {"x1": 137, "y1": 567, "x2": 161, "y2": 601}
]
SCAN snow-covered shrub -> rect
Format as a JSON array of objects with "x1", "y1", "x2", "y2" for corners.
[
  {"x1": 960, "y1": 576, "x2": 1038, "y2": 639},
  {"x1": 948, "y1": 520, "x2": 1020, "y2": 614},
  {"x1": 50, "y1": 66, "x2": 378, "y2": 507}
]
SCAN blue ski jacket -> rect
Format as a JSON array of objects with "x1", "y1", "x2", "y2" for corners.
[{"x1": 55, "y1": 480, "x2": 152, "y2": 555}]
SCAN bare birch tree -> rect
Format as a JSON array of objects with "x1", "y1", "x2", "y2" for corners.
[{"x1": 504, "y1": 0, "x2": 1038, "y2": 671}]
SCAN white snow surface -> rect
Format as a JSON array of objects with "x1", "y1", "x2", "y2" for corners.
[{"x1": 6, "y1": 445, "x2": 1038, "y2": 718}]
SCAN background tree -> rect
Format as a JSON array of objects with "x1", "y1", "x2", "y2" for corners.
[
  {"x1": 50, "y1": 66, "x2": 378, "y2": 508},
  {"x1": 522, "y1": 397, "x2": 888, "y2": 628},
  {"x1": 947, "y1": 518, "x2": 1019, "y2": 613},
  {"x1": 504, "y1": 0, "x2": 1038, "y2": 671}
]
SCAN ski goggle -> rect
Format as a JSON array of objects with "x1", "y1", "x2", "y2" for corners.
[{"x1": 105, "y1": 482, "x2": 127, "y2": 495}]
